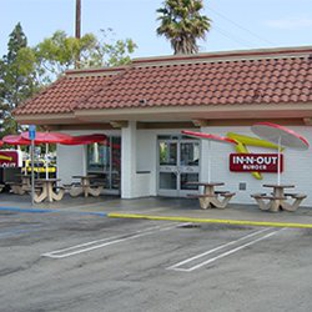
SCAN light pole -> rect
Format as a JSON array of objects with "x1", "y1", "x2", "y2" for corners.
[
  {"x1": 75, "y1": 0, "x2": 81, "y2": 68},
  {"x1": 75, "y1": 0, "x2": 81, "y2": 39}
]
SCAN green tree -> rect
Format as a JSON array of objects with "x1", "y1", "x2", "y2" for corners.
[
  {"x1": 34, "y1": 29, "x2": 137, "y2": 83},
  {"x1": 0, "y1": 23, "x2": 39, "y2": 135},
  {"x1": 0, "y1": 24, "x2": 137, "y2": 135},
  {"x1": 6, "y1": 22, "x2": 27, "y2": 62},
  {"x1": 156, "y1": 0, "x2": 211, "y2": 54}
]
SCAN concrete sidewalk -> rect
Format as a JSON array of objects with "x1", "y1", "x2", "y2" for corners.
[{"x1": 1, "y1": 193, "x2": 312, "y2": 228}]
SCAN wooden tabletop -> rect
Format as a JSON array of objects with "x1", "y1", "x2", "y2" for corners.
[
  {"x1": 187, "y1": 182, "x2": 225, "y2": 187},
  {"x1": 36, "y1": 178, "x2": 61, "y2": 183},
  {"x1": 72, "y1": 175, "x2": 97, "y2": 179},
  {"x1": 16, "y1": 174, "x2": 31, "y2": 179},
  {"x1": 263, "y1": 184, "x2": 295, "y2": 188}
]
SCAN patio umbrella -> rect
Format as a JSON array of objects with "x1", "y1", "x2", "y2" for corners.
[
  {"x1": 21, "y1": 131, "x2": 73, "y2": 144},
  {"x1": 3, "y1": 134, "x2": 31, "y2": 146},
  {"x1": 21, "y1": 131, "x2": 74, "y2": 179},
  {"x1": 251, "y1": 122, "x2": 309, "y2": 185},
  {"x1": 182, "y1": 130, "x2": 237, "y2": 183},
  {"x1": 61, "y1": 134, "x2": 107, "y2": 145}
]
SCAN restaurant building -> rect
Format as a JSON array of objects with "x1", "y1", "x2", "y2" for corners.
[{"x1": 14, "y1": 46, "x2": 312, "y2": 206}]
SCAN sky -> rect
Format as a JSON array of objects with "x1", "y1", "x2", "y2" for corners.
[{"x1": 1, "y1": 0, "x2": 312, "y2": 59}]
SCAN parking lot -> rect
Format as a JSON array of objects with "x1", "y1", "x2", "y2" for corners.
[{"x1": 1, "y1": 201, "x2": 312, "y2": 312}]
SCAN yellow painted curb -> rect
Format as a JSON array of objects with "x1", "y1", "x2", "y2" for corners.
[{"x1": 108, "y1": 212, "x2": 312, "y2": 229}]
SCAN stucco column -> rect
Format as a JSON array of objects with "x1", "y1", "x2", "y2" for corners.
[{"x1": 121, "y1": 121, "x2": 137, "y2": 198}]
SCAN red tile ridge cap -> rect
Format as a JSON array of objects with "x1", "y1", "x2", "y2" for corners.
[
  {"x1": 132, "y1": 46, "x2": 312, "y2": 67},
  {"x1": 65, "y1": 65, "x2": 129, "y2": 77}
]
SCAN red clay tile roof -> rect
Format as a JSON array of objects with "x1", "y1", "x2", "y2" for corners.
[
  {"x1": 14, "y1": 67, "x2": 124, "y2": 115},
  {"x1": 14, "y1": 47, "x2": 312, "y2": 116},
  {"x1": 77, "y1": 49, "x2": 312, "y2": 110}
]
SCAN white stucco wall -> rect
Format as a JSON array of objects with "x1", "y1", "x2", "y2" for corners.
[
  {"x1": 57, "y1": 144, "x2": 85, "y2": 184},
  {"x1": 136, "y1": 130, "x2": 157, "y2": 197},
  {"x1": 122, "y1": 125, "x2": 157, "y2": 198},
  {"x1": 57, "y1": 130, "x2": 91, "y2": 184},
  {"x1": 55, "y1": 125, "x2": 312, "y2": 207}
]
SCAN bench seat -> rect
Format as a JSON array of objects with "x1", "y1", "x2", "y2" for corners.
[
  {"x1": 284, "y1": 193, "x2": 307, "y2": 199},
  {"x1": 221, "y1": 192, "x2": 236, "y2": 198},
  {"x1": 6, "y1": 182, "x2": 27, "y2": 186},
  {"x1": 54, "y1": 186, "x2": 65, "y2": 191},
  {"x1": 187, "y1": 194, "x2": 217, "y2": 198},
  {"x1": 251, "y1": 193, "x2": 287, "y2": 200},
  {"x1": 90, "y1": 183, "x2": 105, "y2": 188},
  {"x1": 214, "y1": 191, "x2": 227, "y2": 195}
]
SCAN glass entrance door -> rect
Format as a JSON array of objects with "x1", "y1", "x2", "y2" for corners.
[{"x1": 158, "y1": 136, "x2": 200, "y2": 197}]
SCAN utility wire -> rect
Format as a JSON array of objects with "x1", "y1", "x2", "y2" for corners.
[
  {"x1": 212, "y1": 25, "x2": 255, "y2": 48},
  {"x1": 208, "y1": 6, "x2": 276, "y2": 46}
]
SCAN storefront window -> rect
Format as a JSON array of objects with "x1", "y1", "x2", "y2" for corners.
[
  {"x1": 87, "y1": 136, "x2": 121, "y2": 192},
  {"x1": 87, "y1": 143, "x2": 110, "y2": 172}
]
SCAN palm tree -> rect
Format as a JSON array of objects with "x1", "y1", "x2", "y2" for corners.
[{"x1": 156, "y1": 0, "x2": 211, "y2": 55}]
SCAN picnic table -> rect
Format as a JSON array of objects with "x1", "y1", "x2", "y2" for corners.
[
  {"x1": 6, "y1": 174, "x2": 32, "y2": 195},
  {"x1": 33, "y1": 178, "x2": 65, "y2": 203},
  {"x1": 187, "y1": 182, "x2": 235, "y2": 209},
  {"x1": 69, "y1": 175, "x2": 103, "y2": 198},
  {"x1": 251, "y1": 184, "x2": 307, "y2": 212}
]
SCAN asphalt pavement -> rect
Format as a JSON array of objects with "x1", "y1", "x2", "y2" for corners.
[
  {"x1": 1, "y1": 193, "x2": 312, "y2": 311},
  {"x1": 1, "y1": 193, "x2": 312, "y2": 228}
]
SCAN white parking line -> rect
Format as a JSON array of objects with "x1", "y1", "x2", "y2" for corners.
[
  {"x1": 42, "y1": 222, "x2": 190, "y2": 259},
  {"x1": 167, "y1": 228, "x2": 284, "y2": 272}
]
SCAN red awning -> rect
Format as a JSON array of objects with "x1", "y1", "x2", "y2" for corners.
[{"x1": 61, "y1": 134, "x2": 107, "y2": 145}]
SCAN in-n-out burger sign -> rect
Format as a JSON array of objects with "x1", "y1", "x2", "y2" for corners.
[
  {"x1": 229, "y1": 153, "x2": 283, "y2": 173},
  {"x1": 0, "y1": 150, "x2": 22, "y2": 168}
]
